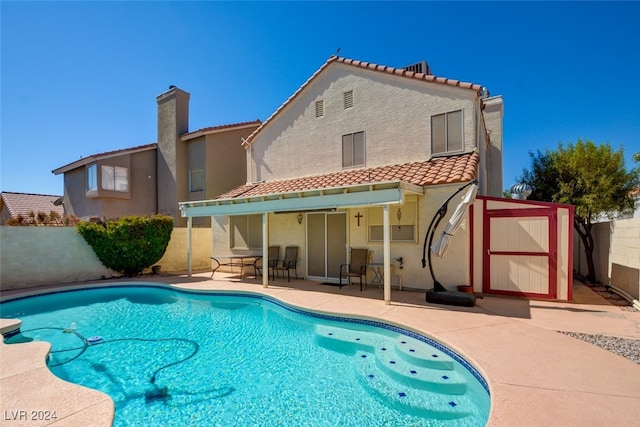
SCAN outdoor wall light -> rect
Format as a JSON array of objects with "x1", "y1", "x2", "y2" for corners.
[{"x1": 297, "y1": 213, "x2": 303, "y2": 224}]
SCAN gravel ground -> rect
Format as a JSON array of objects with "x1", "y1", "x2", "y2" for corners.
[
  {"x1": 558, "y1": 280, "x2": 640, "y2": 365},
  {"x1": 559, "y1": 331, "x2": 640, "y2": 365}
]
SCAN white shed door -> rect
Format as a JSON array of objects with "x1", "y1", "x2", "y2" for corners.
[{"x1": 484, "y1": 208, "x2": 557, "y2": 298}]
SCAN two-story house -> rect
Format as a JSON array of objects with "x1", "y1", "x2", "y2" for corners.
[
  {"x1": 52, "y1": 88, "x2": 261, "y2": 226},
  {"x1": 179, "y1": 56, "x2": 504, "y2": 301}
]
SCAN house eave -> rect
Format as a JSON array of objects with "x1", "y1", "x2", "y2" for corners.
[{"x1": 52, "y1": 144, "x2": 157, "y2": 175}]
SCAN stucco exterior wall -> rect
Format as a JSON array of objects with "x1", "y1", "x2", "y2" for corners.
[
  {"x1": 0, "y1": 226, "x2": 210, "y2": 290},
  {"x1": 481, "y1": 96, "x2": 504, "y2": 197},
  {"x1": 346, "y1": 185, "x2": 471, "y2": 290},
  {"x1": 574, "y1": 217, "x2": 640, "y2": 299},
  {"x1": 155, "y1": 227, "x2": 212, "y2": 273},
  {"x1": 61, "y1": 149, "x2": 158, "y2": 220},
  {"x1": 250, "y1": 64, "x2": 478, "y2": 183}
]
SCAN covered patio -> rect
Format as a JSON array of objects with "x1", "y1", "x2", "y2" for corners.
[{"x1": 179, "y1": 180, "x2": 424, "y2": 304}]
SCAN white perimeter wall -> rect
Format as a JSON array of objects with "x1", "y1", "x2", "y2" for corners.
[
  {"x1": 0, "y1": 226, "x2": 211, "y2": 291},
  {"x1": 574, "y1": 217, "x2": 640, "y2": 299}
]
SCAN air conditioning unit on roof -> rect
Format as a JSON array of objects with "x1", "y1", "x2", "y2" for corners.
[{"x1": 403, "y1": 61, "x2": 431, "y2": 75}]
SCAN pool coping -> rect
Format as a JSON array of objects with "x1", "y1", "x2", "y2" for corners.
[{"x1": 2, "y1": 274, "x2": 640, "y2": 426}]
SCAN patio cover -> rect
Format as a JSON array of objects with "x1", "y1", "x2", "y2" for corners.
[
  {"x1": 178, "y1": 152, "x2": 479, "y2": 304},
  {"x1": 179, "y1": 180, "x2": 422, "y2": 304}
]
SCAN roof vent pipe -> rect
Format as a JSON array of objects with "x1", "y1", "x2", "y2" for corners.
[{"x1": 510, "y1": 183, "x2": 532, "y2": 200}]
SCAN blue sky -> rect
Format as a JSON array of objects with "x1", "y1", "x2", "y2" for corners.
[{"x1": 2, "y1": 1, "x2": 639, "y2": 196}]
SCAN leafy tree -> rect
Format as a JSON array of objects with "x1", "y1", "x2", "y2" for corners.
[
  {"x1": 520, "y1": 139, "x2": 639, "y2": 282},
  {"x1": 77, "y1": 215, "x2": 174, "y2": 276}
]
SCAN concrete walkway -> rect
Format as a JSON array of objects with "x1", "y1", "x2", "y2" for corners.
[{"x1": 1, "y1": 274, "x2": 639, "y2": 426}]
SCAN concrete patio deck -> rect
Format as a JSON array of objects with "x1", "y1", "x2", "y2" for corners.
[{"x1": 1, "y1": 272, "x2": 639, "y2": 426}]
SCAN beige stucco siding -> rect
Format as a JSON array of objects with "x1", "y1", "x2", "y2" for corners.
[
  {"x1": 62, "y1": 150, "x2": 157, "y2": 219},
  {"x1": 204, "y1": 128, "x2": 251, "y2": 197},
  {"x1": 251, "y1": 64, "x2": 478, "y2": 182}
]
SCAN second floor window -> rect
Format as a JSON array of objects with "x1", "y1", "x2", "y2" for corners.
[
  {"x1": 431, "y1": 110, "x2": 463, "y2": 154},
  {"x1": 190, "y1": 169, "x2": 204, "y2": 192},
  {"x1": 101, "y1": 165, "x2": 128, "y2": 192},
  {"x1": 87, "y1": 164, "x2": 97, "y2": 191},
  {"x1": 342, "y1": 131, "x2": 365, "y2": 168}
]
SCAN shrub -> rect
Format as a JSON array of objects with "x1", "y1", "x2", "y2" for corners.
[{"x1": 77, "y1": 215, "x2": 174, "y2": 276}]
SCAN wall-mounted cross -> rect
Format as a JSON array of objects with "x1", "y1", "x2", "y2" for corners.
[{"x1": 354, "y1": 212, "x2": 363, "y2": 227}]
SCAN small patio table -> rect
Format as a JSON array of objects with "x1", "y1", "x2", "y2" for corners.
[
  {"x1": 210, "y1": 255, "x2": 262, "y2": 279},
  {"x1": 366, "y1": 263, "x2": 384, "y2": 292}
]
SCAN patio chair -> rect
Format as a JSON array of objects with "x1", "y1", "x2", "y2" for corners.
[
  {"x1": 256, "y1": 246, "x2": 280, "y2": 281},
  {"x1": 273, "y1": 246, "x2": 299, "y2": 282},
  {"x1": 339, "y1": 248, "x2": 368, "y2": 291}
]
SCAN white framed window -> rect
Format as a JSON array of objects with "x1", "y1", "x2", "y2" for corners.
[
  {"x1": 315, "y1": 100, "x2": 324, "y2": 118},
  {"x1": 367, "y1": 199, "x2": 418, "y2": 242},
  {"x1": 342, "y1": 131, "x2": 365, "y2": 168},
  {"x1": 101, "y1": 165, "x2": 128, "y2": 192},
  {"x1": 343, "y1": 90, "x2": 354, "y2": 109},
  {"x1": 230, "y1": 215, "x2": 263, "y2": 250},
  {"x1": 431, "y1": 110, "x2": 463, "y2": 154},
  {"x1": 189, "y1": 169, "x2": 204, "y2": 192},
  {"x1": 87, "y1": 164, "x2": 97, "y2": 191}
]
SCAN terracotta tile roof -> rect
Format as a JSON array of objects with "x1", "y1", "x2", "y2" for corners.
[
  {"x1": 217, "y1": 151, "x2": 478, "y2": 200},
  {"x1": 1, "y1": 192, "x2": 64, "y2": 218},
  {"x1": 181, "y1": 120, "x2": 262, "y2": 141},
  {"x1": 334, "y1": 57, "x2": 483, "y2": 91},
  {"x1": 243, "y1": 55, "x2": 485, "y2": 146}
]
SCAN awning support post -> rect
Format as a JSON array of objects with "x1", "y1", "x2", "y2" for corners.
[
  {"x1": 383, "y1": 204, "x2": 391, "y2": 304},
  {"x1": 187, "y1": 216, "x2": 192, "y2": 278},
  {"x1": 262, "y1": 212, "x2": 269, "y2": 288}
]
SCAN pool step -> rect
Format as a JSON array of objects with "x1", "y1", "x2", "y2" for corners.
[
  {"x1": 394, "y1": 336, "x2": 455, "y2": 370},
  {"x1": 315, "y1": 325, "x2": 384, "y2": 355},
  {"x1": 315, "y1": 325, "x2": 469, "y2": 395},
  {"x1": 315, "y1": 325, "x2": 455, "y2": 371},
  {"x1": 355, "y1": 351, "x2": 472, "y2": 419},
  {"x1": 372, "y1": 346, "x2": 467, "y2": 394}
]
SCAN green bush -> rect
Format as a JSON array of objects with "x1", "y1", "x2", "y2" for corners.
[{"x1": 77, "y1": 215, "x2": 174, "y2": 276}]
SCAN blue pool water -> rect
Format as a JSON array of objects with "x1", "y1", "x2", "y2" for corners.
[{"x1": 1, "y1": 285, "x2": 490, "y2": 426}]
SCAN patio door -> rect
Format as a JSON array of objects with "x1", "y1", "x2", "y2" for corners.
[{"x1": 307, "y1": 212, "x2": 347, "y2": 282}]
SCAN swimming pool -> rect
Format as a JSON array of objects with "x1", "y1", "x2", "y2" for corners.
[{"x1": 1, "y1": 284, "x2": 490, "y2": 426}]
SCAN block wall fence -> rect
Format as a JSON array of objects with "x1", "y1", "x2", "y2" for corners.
[
  {"x1": 0, "y1": 227, "x2": 212, "y2": 291},
  {"x1": 573, "y1": 217, "x2": 640, "y2": 299}
]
